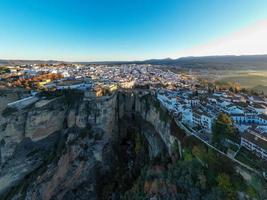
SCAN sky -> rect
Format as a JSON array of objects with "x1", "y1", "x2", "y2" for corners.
[{"x1": 1, "y1": 0, "x2": 267, "y2": 61}]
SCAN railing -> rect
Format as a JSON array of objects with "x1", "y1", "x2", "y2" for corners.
[
  {"x1": 156, "y1": 95, "x2": 263, "y2": 177},
  {"x1": 173, "y1": 116, "x2": 262, "y2": 176}
]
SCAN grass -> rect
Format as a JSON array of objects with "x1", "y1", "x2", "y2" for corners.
[
  {"x1": 219, "y1": 75, "x2": 267, "y2": 88},
  {"x1": 215, "y1": 70, "x2": 267, "y2": 93},
  {"x1": 198, "y1": 69, "x2": 267, "y2": 95}
]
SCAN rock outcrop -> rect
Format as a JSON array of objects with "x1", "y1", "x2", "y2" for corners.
[{"x1": 0, "y1": 90, "x2": 181, "y2": 199}]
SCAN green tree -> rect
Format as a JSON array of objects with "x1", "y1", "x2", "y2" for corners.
[
  {"x1": 192, "y1": 145, "x2": 208, "y2": 166},
  {"x1": 203, "y1": 187, "x2": 224, "y2": 200},
  {"x1": 217, "y1": 173, "x2": 236, "y2": 200},
  {"x1": 246, "y1": 186, "x2": 257, "y2": 199},
  {"x1": 212, "y1": 113, "x2": 240, "y2": 149}
]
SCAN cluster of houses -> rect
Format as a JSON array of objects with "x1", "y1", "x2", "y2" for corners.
[
  {"x1": 2, "y1": 63, "x2": 195, "y2": 92},
  {"x1": 241, "y1": 127, "x2": 267, "y2": 160},
  {"x1": 157, "y1": 89, "x2": 267, "y2": 160},
  {"x1": 4, "y1": 63, "x2": 267, "y2": 161}
]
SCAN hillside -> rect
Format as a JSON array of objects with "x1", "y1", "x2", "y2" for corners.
[{"x1": 1, "y1": 55, "x2": 267, "y2": 70}]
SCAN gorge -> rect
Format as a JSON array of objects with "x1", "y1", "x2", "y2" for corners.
[
  {"x1": 0, "y1": 90, "x2": 184, "y2": 199},
  {"x1": 0, "y1": 90, "x2": 265, "y2": 199}
]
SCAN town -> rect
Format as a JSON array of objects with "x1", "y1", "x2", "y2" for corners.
[
  {"x1": 1, "y1": 63, "x2": 267, "y2": 176},
  {"x1": 157, "y1": 87, "x2": 267, "y2": 169},
  {"x1": 2, "y1": 1, "x2": 267, "y2": 198}
]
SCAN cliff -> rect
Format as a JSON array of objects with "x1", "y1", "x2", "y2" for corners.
[{"x1": 0, "y1": 90, "x2": 180, "y2": 199}]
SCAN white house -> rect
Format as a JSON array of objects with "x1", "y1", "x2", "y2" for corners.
[
  {"x1": 250, "y1": 103, "x2": 267, "y2": 114},
  {"x1": 186, "y1": 97, "x2": 200, "y2": 107},
  {"x1": 241, "y1": 128, "x2": 267, "y2": 160},
  {"x1": 224, "y1": 105, "x2": 244, "y2": 115},
  {"x1": 182, "y1": 108, "x2": 193, "y2": 124},
  {"x1": 201, "y1": 113, "x2": 213, "y2": 133},
  {"x1": 232, "y1": 113, "x2": 256, "y2": 124},
  {"x1": 191, "y1": 109, "x2": 213, "y2": 133},
  {"x1": 232, "y1": 113, "x2": 267, "y2": 125},
  {"x1": 217, "y1": 99, "x2": 231, "y2": 108},
  {"x1": 258, "y1": 114, "x2": 267, "y2": 125}
]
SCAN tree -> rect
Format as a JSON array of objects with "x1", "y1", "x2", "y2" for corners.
[
  {"x1": 212, "y1": 113, "x2": 240, "y2": 149},
  {"x1": 192, "y1": 145, "x2": 208, "y2": 166},
  {"x1": 246, "y1": 186, "x2": 257, "y2": 199},
  {"x1": 217, "y1": 173, "x2": 236, "y2": 200},
  {"x1": 203, "y1": 187, "x2": 224, "y2": 200},
  {"x1": 240, "y1": 88, "x2": 248, "y2": 93},
  {"x1": 208, "y1": 87, "x2": 212, "y2": 94}
]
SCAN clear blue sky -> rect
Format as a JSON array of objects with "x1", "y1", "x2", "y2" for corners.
[{"x1": 1, "y1": 0, "x2": 267, "y2": 61}]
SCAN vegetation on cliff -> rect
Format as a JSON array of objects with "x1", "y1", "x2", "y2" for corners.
[
  {"x1": 123, "y1": 136, "x2": 265, "y2": 200},
  {"x1": 1, "y1": 91, "x2": 266, "y2": 200}
]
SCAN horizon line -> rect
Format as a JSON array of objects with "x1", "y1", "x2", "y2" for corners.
[{"x1": 1, "y1": 53, "x2": 267, "y2": 64}]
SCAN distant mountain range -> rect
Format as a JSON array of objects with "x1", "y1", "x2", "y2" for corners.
[{"x1": 1, "y1": 54, "x2": 267, "y2": 70}]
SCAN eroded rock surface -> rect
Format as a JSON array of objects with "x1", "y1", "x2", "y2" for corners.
[{"x1": 0, "y1": 90, "x2": 181, "y2": 199}]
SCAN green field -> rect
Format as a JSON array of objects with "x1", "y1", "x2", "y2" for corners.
[{"x1": 216, "y1": 70, "x2": 267, "y2": 93}]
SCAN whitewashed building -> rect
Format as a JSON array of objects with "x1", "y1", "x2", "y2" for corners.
[{"x1": 241, "y1": 127, "x2": 267, "y2": 160}]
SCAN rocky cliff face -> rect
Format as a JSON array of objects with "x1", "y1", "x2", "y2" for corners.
[
  {"x1": 117, "y1": 91, "x2": 178, "y2": 154},
  {"x1": 0, "y1": 90, "x2": 181, "y2": 199}
]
